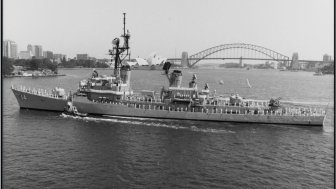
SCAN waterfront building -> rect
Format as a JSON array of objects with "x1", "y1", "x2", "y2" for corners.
[
  {"x1": 18, "y1": 51, "x2": 33, "y2": 59},
  {"x1": 314, "y1": 62, "x2": 324, "y2": 69},
  {"x1": 305, "y1": 62, "x2": 317, "y2": 71},
  {"x1": 3, "y1": 40, "x2": 18, "y2": 59},
  {"x1": 77, "y1": 54, "x2": 89, "y2": 60},
  {"x1": 318, "y1": 61, "x2": 333, "y2": 69},
  {"x1": 298, "y1": 62, "x2": 308, "y2": 70},
  {"x1": 97, "y1": 58, "x2": 109, "y2": 64},
  {"x1": 88, "y1": 56, "x2": 97, "y2": 62},
  {"x1": 270, "y1": 62, "x2": 278, "y2": 69},
  {"x1": 53, "y1": 54, "x2": 67, "y2": 63},
  {"x1": 43, "y1": 51, "x2": 54, "y2": 60}
]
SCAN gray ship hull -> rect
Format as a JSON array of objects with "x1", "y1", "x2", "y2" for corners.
[
  {"x1": 12, "y1": 88, "x2": 68, "y2": 111},
  {"x1": 73, "y1": 97, "x2": 325, "y2": 126},
  {"x1": 12, "y1": 87, "x2": 325, "y2": 126}
]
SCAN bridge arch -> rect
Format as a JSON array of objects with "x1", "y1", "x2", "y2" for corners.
[{"x1": 188, "y1": 43, "x2": 290, "y2": 67}]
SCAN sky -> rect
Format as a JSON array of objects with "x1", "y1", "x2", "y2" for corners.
[{"x1": 3, "y1": 0, "x2": 334, "y2": 60}]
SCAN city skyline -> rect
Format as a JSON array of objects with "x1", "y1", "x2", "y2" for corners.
[
  {"x1": 3, "y1": 0, "x2": 334, "y2": 60},
  {"x1": 2, "y1": 40, "x2": 101, "y2": 60},
  {"x1": 2, "y1": 40, "x2": 71, "y2": 63}
]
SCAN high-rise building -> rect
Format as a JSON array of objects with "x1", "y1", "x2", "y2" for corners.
[
  {"x1": 34, "y1": 45, "x2": 43, "y2": 58},
  {"x1": 27, "y1": 44, "x2": 35, "y2": 56},
  {"x1": 3, "y1": 40, "x2": 18, "y2": 58},
  {"x1": 43, "y1": 51, "x2": 54, "y2": 60},
  {"x1": 11, "y1": 42, "x2": 18, "y2": 58},
  {"x1": 3, "y1": 41, "x2": 9, "y2": 57},
  {"x1": 323, "y1": 54, "x2": 332, "y2": 62}
]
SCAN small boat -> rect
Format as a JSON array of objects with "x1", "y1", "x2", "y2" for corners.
[
  {"x1": 279, "y1": 67, "x2": 286, "y2": 71},
  {"x1": 246, "y1": 78, "x2": 252, "y2": 88},
  {"x1": 64, "y1": 101, "x2": 87, "y2": 117}
]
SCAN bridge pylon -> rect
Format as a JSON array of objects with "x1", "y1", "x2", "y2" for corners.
[
  {"x1": 239, "y1": 56, "x2": 243, "y2": 67},
  {"x1": 181, "y1": 51, "x2": 189, "y2": 68},
  {"x1": 290, "y1": 52, "x2": 299, "y2": 69}
]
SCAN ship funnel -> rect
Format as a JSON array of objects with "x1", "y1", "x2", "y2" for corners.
[
  {"x1": 120, "y1": 65, "x2": 131, "y2": 85},
  {"x1": 163, "y1": 61, "x2": 171, "y2": 75},
  {"x1": 169, "y1": 70, "x2": 182, "y2": 87}
]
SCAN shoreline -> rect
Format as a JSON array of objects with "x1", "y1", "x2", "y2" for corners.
[{"x1": 3, "y1": 74, "x2": 66, "y2": 78}]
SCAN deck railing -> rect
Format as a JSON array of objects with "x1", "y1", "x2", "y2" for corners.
[
  {"x1": 13, "y1": 85, "x2": 69, "y2": 100},
  {"x1": 13, "y1": 85, "x2": 326, "y2": 117},
  {"x1": 92, "y1": 97, "x2": 326, "y2": 117}
]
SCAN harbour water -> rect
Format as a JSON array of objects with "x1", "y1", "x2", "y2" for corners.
[{"x1": 2, "y1": 68, "x2": 334, "y2": 188}]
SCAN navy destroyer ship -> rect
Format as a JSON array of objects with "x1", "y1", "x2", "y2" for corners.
[{"x1": 11, "y1": 14, "x2": 327, "y2": 126}]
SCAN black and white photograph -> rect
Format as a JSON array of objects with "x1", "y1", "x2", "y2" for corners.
[{"x1": 2, "y1": 0, "x2": 334, "y2": 188}]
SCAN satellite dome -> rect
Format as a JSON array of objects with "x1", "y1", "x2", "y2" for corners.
[{"x1": 112, "y1": 38, "x2": 120, "y2": 46}]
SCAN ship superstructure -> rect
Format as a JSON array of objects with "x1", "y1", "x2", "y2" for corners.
[{"x1": 78, "y1": 13, "x2": 132, "y2": 101}]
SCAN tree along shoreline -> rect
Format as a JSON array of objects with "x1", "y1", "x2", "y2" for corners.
[{"x1": 2, "y1": 57, "x2": 109, "y2": 76}]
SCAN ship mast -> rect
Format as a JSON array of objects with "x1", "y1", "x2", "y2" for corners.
[{"x1": 109, "y1": 13, "x2": 131, "y2": 77}]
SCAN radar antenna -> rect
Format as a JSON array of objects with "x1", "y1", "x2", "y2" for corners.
[{"x1": 109, "y1": 13, "x2": 131, "y2": 77}]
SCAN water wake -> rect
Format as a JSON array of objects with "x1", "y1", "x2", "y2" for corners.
[
  {"x1": 102, "y1": 115, "x2": 165, "y2": 122},
  {"x1": 60, "y1": 113, "x2": 234, "y2": 134}
]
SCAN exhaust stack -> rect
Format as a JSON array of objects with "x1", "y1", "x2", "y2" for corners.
[{"x1": 169, "y1": 70, "x2": 182, "y2": 87}]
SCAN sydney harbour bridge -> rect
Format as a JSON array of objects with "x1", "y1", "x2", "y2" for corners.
[{"x1": 167, "y1": 43, "x2": 330, "y2": 68}]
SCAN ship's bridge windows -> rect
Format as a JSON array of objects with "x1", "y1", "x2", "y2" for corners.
[
  {"x1": 95, "y1": 81, "x2": 103, "y2": 86},
  {"x1": 170, "y1": 88, "x2": 196, "y2": 99}
]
